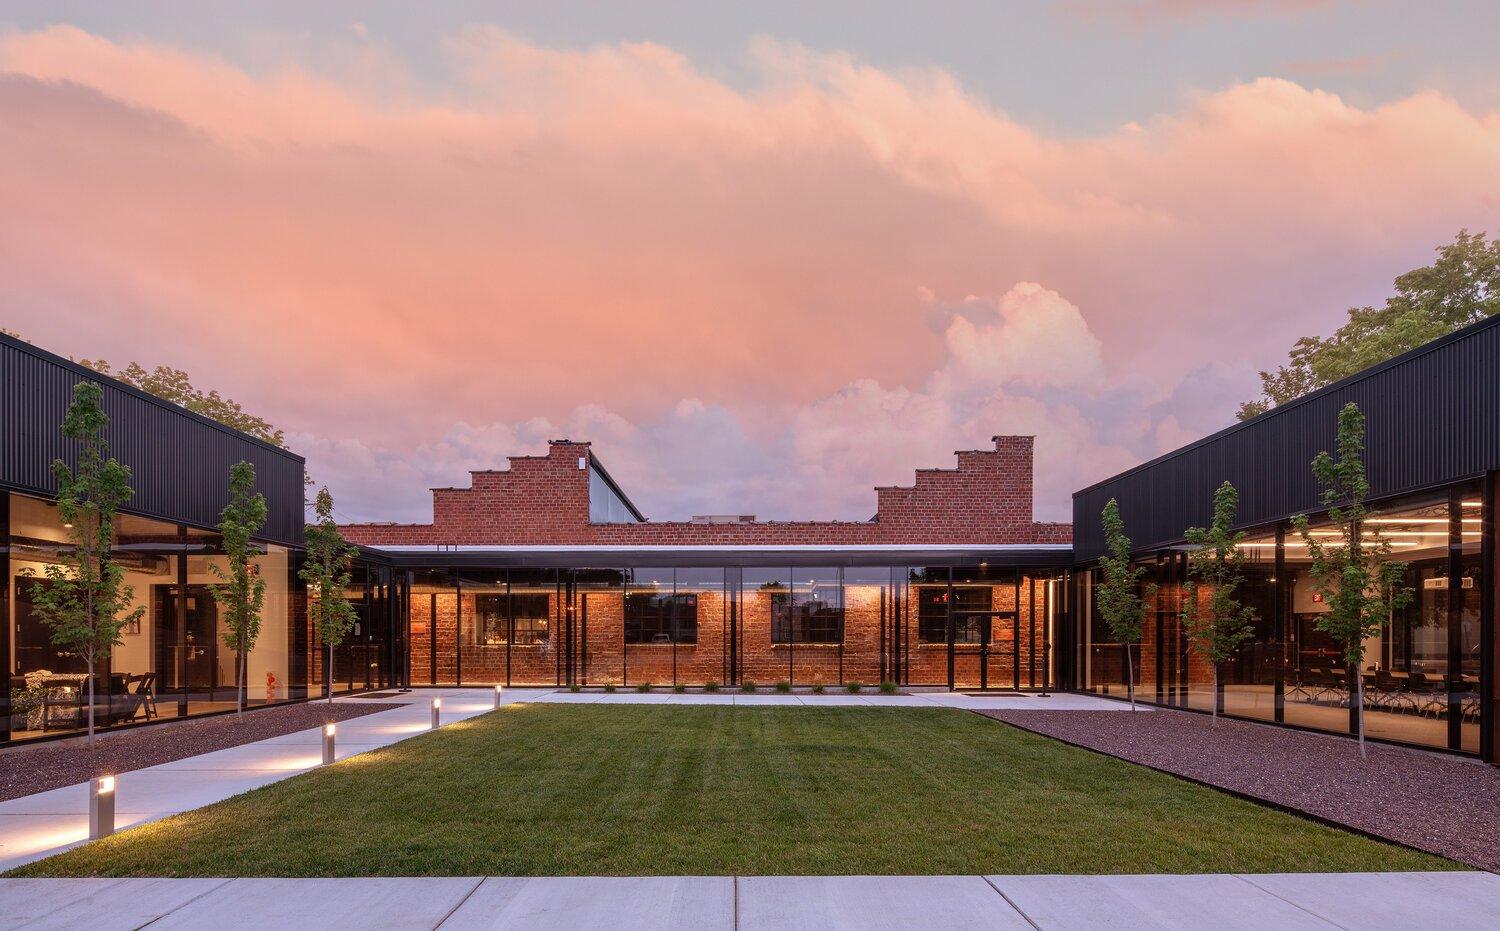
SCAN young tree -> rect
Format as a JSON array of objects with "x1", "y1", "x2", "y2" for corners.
[
  {"x1": 1181, "y1": 481, "x2": 1259, "y2": 721},
  {"x1": 211, "y1": 461, "x2": 268, "y2": 717},
  {"x1": 1292, "y1": 402, "x2": 1413, "y2": 757},
  {"x1": 24, "y1": 382, "x2": 146, "y2": 743},
  {"x1": 1097, "y1": 499, "x2": 1154, "y2": 709},
  {"x1": 300, "y1": 488, "x2": 358, "y2": 703}
]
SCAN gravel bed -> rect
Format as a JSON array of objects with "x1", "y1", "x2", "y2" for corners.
[
  {"x1": 0, "y1": 701, "x2": 405, "y2": 802},
  {"x1": 981, "y1": 708, "x2": 1500, "y2": 872}
]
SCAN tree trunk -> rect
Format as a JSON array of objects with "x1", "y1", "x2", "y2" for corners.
[
  {"x1": 1355, "y1": 670, "x2": 1367, "y2": 760},
  {"x1": 237, "y1": 647, "x2": 245, "y2": 717},
  {"x1": 85, "y1": 655, "x2": 96, "y2": 744},
  {"x1": 1211, "y1": 665, "x2": 1219, "y2": 722},
  {"x1": 1125, "y1": 642, "x2": 1136, "y2": 710},
  {"x1": 327, "y1": 647, "x2": 334, "y2": 704}
]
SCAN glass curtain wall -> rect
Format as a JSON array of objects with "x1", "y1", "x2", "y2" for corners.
[
  {"x1": 5, "y1": 490, "x2": 306, "y2": 744},
  {"x1": 1073, "y1": 482, "x2": 1490, "y2": 755},
  {"x1": 389, "y1": 563, "x2": 1062, "y2": 692}
]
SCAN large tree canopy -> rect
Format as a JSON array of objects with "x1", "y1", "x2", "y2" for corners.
[{"x1": 1239, "y1": 230, "x2": 1500, "y2": 420}]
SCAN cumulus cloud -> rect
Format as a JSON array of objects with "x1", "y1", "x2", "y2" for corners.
[
  {"x1": 1, "y1": 27, "x2": 1495, "y2": 523},
  {"x1": 306, "y1": 283, "x2": 1149, "y2": 524}
]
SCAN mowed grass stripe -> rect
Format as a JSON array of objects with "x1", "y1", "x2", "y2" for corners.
[{"x1": 7, "y1": 705, "x2": 1458, "y2": 877}]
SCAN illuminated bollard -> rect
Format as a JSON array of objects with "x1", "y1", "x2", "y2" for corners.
[
  {"x1": 431, "y1": 697, "x2": 442, "y2": 729},
  {"x1": 90, "y1": 775, "x2": 115, "y2": 839},
  {"x1": 322, "y1": 723, "x2": 336, "y2": 765},
  {"x1": 493, "y1": 684, "x2": 504, "y2": 709}
]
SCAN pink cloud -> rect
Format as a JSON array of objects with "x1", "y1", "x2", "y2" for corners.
[{"x1": 1, "y1": 27, "x2": 1496, "y2": 521}]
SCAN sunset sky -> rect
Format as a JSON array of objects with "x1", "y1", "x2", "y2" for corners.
[{"x1": 3, "y1": 1, "x2": 1498, "y2": 524}]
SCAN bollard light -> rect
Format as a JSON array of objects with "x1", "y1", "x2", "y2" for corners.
[
  {"x1": 431, "y1": 697, "x2": 442, "y2": 729},
  {"x1": 90, "y1": 775, "x2": 116, "y2": 839},
  {"x1": 322, "y1": 722, "x2": 337, "y2": 765},
  {"x1": 493, "y1": 684, "x2": 504, "y2": 709}
]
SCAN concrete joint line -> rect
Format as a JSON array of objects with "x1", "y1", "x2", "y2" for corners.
[
  {"x1": 134, "y1": 877, "x2": 234, "y2": 930},
  {"x1": 1233, "y1": 874, "x2": 1352, "y2": 930},
  {"x1": 981, "y1": 876, "x2": 1041, "y2": 930},
  {"x1": 432, "y1": 876, "x2": 487, "y2": 929}
]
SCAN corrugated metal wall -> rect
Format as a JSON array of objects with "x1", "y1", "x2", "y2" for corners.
[
  {"x1": 1073, "y1": 315, "x2": 1500, "y2": 562},
  {"x1": 1, "y1": 334, "x2": 306, "y2": 546}
]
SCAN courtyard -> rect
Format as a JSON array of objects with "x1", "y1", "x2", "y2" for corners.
[{"x1": 6, "y1": 700, "x2": 1454, "y2": 878}]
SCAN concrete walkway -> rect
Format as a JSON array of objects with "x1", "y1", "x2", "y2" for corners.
[
  {"x1": 0, "y1": 687, "x2": 1122, "y2": 872},
  {"x1": 0, "y1": 689, "x2": 494, "y2": 872},
  {"x1": 1, "y1": 872, "x2": 1495, "y2": 929}
]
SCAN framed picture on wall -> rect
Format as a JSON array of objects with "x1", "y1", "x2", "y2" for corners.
[{"x1": 125, "y1": 618, "x2": 141, "y2": 635}]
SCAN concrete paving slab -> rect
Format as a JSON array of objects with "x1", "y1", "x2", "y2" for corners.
[
  {"x1": 737, "y1": 875, "x2": 1030, "y2": 930},
  {"x1": 441, "y1": 876, "x2": 734, "y2": 930},
  {"x1": 0, "y1": 770, "x2": 286, "y2": 815},
  {"x1": 7, "y1": 876, "x2": 229, "y2": 931},
  {"x1": 989, "y1": 873, "x2": 1333, "y2": 930},
  {"x1": 1238, "y1": 871, "x2": 1500, "y2": 929},
  {"x1": 149, "y1": 876, "x2": 484, "y2": 930},
  {"x1": 0, "y1": 877, "x2": 123, "y2": 925}
]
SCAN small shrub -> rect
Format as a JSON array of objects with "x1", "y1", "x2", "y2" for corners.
[
  {"x1": 603, "y1": 684, "x2": 617, "y2": 693},
  {"x1": 673, "y1": 684, "x2": 687, "y2": 693},
  {"x1": 774, "y1": 680, "x2": 792, "y2": 693},
  {"x1": 568, "y1": 684, "x2": 581, "y2": 693},
  {"x1": 879, "y1": 680, "x2": 899, "y2": 695},
  {"x1": 636, "y1": 682, "x2": 653, "y2": 693},
  {"x1": 704, "y1": 680, "x2": 720, "y2": 692},
  {"x1": 740, "y1": 680, "x2": 757, "y2": 693},
  {"x1": 811, "y1": 684, "x2": 825, "y2": 695},
  {"x1": 845, "y1": 681, "x2": 863, "y2": 694}
]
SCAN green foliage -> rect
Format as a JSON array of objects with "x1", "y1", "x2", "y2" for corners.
[
  {"x1": 1181, "y1": 482, "x2": 1259, "y2": 716},
  {"x1": 603, "y1": 684, "x2": 617, "y2": 693},
  {"x1": 1291, "y1": 404, "x2": 1414, "y2": 754},
  {"x1": 568, "y1": 684, "x2": 581, "y2": 693},
  {"x1": 740, "y1": 680, "x2": 757, "y2": 693},
  {"x1": 703, "y1": 680, "x2": 719, "y2": 692},
  {"x1": 673, "y1": 684, "x2": 686, "y2": 693},
  {"x1": 773, "y1": 680, "x2": 791, "y2": 693},
  {"x1": 811, "y1": 684, "x2": 825, "y2": 694},
  {"x1": 1292, "y1": 404, "x2": 1413, "y2": 667},
  {"x1": 845, "y1": 682, "x2": 863, "y2": 693},
  {"x1": 1239, "y1": 230, "x2": 1500, "y2": 419},
  {"x1": 78, "y1": 360, "x2": 286, "y2": 447},
  {"x1": 879, "y1": 680, "x2": 899, "y2": 694},
  {"x1": 1097, "y1": 499, "x2": 1154, "y2": 707},
  {"x1": 211, "y1": 461, "x2": 268, "y2": 716},
  {"x1": 299, "y1": 488, "x2": 359, "y2": 701},
  {"x1": 635, "y1": 682, "x2": 652, "y2": 693},
  {"x1": 22, "y1": 382, "x2": 146, "y2": 740}
]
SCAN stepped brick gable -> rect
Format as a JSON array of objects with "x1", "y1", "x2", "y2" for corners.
[{"x1": 340, "y1": 436, "x2": 1071, "y2": 546}]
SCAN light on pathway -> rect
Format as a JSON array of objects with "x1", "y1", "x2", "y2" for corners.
[
  {"x1": 494, "y1": 684, "x2": 504, "y2": 709},
  {"x1": 90, "y1": 775, "x2": 115, "y2": 839},
  {"x1": 432, "y1": 697, "x2": 442, "y2": 729},
  {"x1": 322, "y1": 722, "x2": 337, "y2": 765}
]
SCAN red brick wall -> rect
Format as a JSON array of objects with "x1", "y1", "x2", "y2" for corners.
[
  {"x1": 404, "y1": 575, "x2": 1054, "y2": 687},
  {"x1": 342, "y1": 436, "x2": 1071, "y2": 547}
]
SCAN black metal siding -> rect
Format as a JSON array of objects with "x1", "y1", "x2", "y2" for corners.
[
  {"x1": 1073, "y1": 315, "x2": 1500, "y2": 562},
  {"x1": 1, "y1": 334, "x2": 305, "y2": 546}
]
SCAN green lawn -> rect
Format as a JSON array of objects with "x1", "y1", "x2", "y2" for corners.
[{"x1": 9, "y1": 705, "x2": 1456, "y2": 877}]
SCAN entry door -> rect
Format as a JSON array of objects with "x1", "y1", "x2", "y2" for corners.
[
  {"x1": 949, "y1": 611, "x2": 993, "y2": 689},
  {"x1": 155, "y1": 584, "x2": 218, "y2": 694},
  {"x1": 952, "y1": 611, "x2": 1026, "y2": 690}
]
